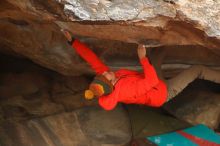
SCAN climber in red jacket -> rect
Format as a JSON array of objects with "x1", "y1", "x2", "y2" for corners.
[
  {"x1": 61, "y1": 30, "x2": 220, "y2": 111},
  {"x1": 61, "y1": 30, "x2": 167, "y2": 110}
]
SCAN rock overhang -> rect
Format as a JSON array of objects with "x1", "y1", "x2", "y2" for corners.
[{"x1": 0, "y1": 0, "x2": 220, "y2": 76}]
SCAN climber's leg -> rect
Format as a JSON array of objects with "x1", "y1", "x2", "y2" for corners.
[{"x1": 166, "y1": 65, "x2": 220, "y2": 101}]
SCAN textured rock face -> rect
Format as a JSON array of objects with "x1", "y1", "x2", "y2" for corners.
[
  {"x1": 57, "y1": 0, "x2": 220, "y2": 47},
  {"x1": 0, "y1": 106, "x2": 131, "y2": 146},
  {"x1": 0, "y1": 56, "x2": 132, "y2": 145},
  {"x1": 60, "y1": 0, "x2": 220, "y2": 38},
  {"x1": 60, "y1": 0, "x2": 176, "y2": 20},
  {"x1": 164, "y1": 79, "x2": 220, "y2": 129}
]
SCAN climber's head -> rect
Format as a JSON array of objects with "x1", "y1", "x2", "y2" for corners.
[{"x1": 84, "y1": 71, "x2": 116, "y2": 99}]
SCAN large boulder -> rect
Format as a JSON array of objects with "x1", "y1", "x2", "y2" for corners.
[{"x1": 0, "y1": 106, "x2": 132, "y2": 146}]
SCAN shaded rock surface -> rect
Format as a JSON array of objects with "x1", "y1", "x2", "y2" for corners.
[
  {"x1": 125, "y1": 105, "x2": 190, "y2": 138},
  {"x1": 164, "y1": 79, "x2": 220, "y2": 129},
  {"x1": 0, "y1": 54, "x2": 132, "y2": 145},
  {"x1": 0, "y1": 106, "x2": 131, "y2": 146},
  {"x1": 0, "y1": 54, "x2": 95, "y2": 122}
]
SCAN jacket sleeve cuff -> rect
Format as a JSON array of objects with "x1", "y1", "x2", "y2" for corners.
[{"x1": 68, "y1": 37, "x2": 76, "y2": 45}]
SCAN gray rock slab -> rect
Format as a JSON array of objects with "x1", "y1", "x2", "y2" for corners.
[{"x1": 0, "y1": 105, "x2": 131, "y2": 146}]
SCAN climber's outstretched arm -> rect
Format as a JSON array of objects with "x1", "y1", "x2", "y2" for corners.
[
  {"x1": 61, "y1": 30, "x2": 109, "y2": 75},
  {"x1": 71, "y1": 40, "x2": 109, "y2": 74},
  {"x1": 137, "y1": 45, "x2": 159, "y2": 87}
]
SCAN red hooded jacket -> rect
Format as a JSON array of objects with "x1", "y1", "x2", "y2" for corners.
[{"x1": 71, "y1": 39, "x2": 168, "y2": 110}]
